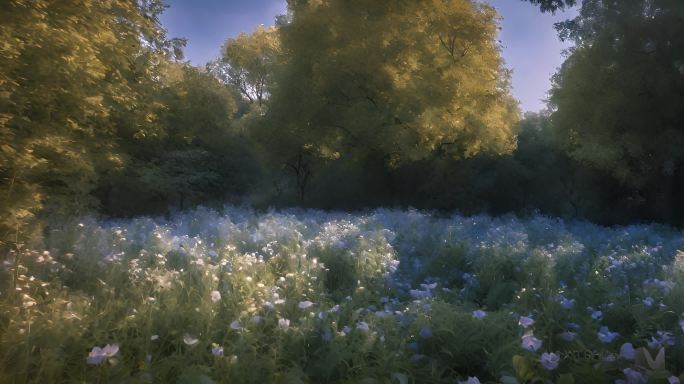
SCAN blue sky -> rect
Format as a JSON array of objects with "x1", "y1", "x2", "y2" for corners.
[{"x1": 160, "y1": 0, "x2": 577, "y2": 112}]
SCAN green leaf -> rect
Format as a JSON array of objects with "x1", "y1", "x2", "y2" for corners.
[
  {"x1": 557, "y1": 373, "x2": 575, "y2": 384},
  {"x1": 392, "y1": 373, "x2": 408, "y2": 384},
  {"x1": 512, "y1": 355, "x2": 536, "y2": 382},
  {"x1": 639, "y1": 347, "x2": 666, "y2": 371},
  {"x1": 500, "y1": 375, "x2": 519, "y2": 384},
  {"x1": 176, "y1": 372, "x2": 215, "y2": 384}
]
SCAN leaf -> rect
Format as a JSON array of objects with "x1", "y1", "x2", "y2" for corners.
[
  {"x1": 391, "y1": 373, "x2": 408, "y2": 384},
  {"x1": 653, "y1": 348, "x2": 666, "y2": 370},
  {"x1": 557, "y1": 373, "x2": 575, "y2": 384},
  {"x1": 639, "y1": 347, "x2": 666, "y2": 371},
  {"x1": 176, "y1": 372, "x2": 215, "y2": 384},
  {"x1": 500, "y1": 375, "x2": 519, "y2": 384},
  {"x1": 512, "y1": 355, "x2": 536, "y2": 382}
]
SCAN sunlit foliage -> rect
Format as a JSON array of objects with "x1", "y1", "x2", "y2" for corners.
[
  {"x1": 0, "y1": 0, "x2": 178, "y2": 247},
  {"x1": 259, "y1": 0, "x2": 519, "y2": 200}
]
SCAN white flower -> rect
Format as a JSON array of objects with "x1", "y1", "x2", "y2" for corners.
[
  {"x1": 298, "y1": 300, "x2": 314, "y2": 309},
  {"x1": 150, "y1": 335, "x2": 159, "y2": 341},
  {"x1": 540, "y1": 352, "x2": 559, "y2": 370},
  {"x1": 278, "y1": 318, "x2": 290, "y2": 329},
  {"x1": 183, "y1": 335, "x2": 199, "y2": 346},
  {"x1": 356, "y1": 321, "x2": 369, "y2": 331},
  {"x1": 459, "y1": 377, "x2": 481, "y2": 384},
  {"x1": 210, "y1": 290, "x2": 221, "y2": 303}
]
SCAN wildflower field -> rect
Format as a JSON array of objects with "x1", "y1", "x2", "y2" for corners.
[{"x1": 2, "y1": 207, "x2": 684, "y2": 383}]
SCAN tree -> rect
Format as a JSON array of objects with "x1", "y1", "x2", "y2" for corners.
[
  {"x1": 98, "y1": 63, "x2": 267, "y2": 216},
  {"x1": 0, "y1": 0, "x2": 177, "y2": 246},
  {"x1": 522, "y1": 0, "x2": 577, "y2": 13},
  {"x1": 550, "y1": 0, "x2": 684, "y2": 222},
  {"x1": 261, "y1": 0, "x2": 520, "y2": 201},
  {"x1": 210, "y1": 26, "x2": 281, "y2": 107}
]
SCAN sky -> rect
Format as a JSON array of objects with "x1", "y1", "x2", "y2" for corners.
[{"x1": 160, "y1": 0, "x2": 577, "y2": 113}]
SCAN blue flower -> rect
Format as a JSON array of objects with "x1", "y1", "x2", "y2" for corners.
[
  {"x1": 559, "y1": 331, "x2": 577, "y2": 342},
  {"x1": 597, "y1": 326, "x2": 619, "y2": 343},
  {"x1": 298, "y1": 300, "x2": 314, "y2": 309},
  {"x1": 565, "y1": 322, "x2": 580, "y2": 330},
  {"x1": 472, "y1": 310, "x2": 487, "y2": 319},
  {"x1": 356, "y1": 321, "x2": 370, "y2": 331},
  {"x1": 459, "y1": 377, "x2": 481, "y2": 384},
  {"x1": 518, "y1": 315, "x2": 535, "y2": 328},
  {"x1": 322, "y1": 328, "x2": 332, "y2": 343},
  {"x1": 87, "y1": 344, "x2": 119, "y2": 365},
  {"x1": 620, "y1": 343, "x2": 636, "y2": 360},
  {"x1": 559, "y1": 297, "x2": 575, "y2": 309},
  {"x1": 211, "y1": 344, "x2": 224, "y2": 357},
  {"x1": 540, "y1": 352, "x2": 559, "y2": 370},
  {"x1": 622, "y1": 368, "x2": 647, "y2": 384},
  {"x1": 521, "y1": 334, "x2": 542, "y2": 352},
  {"x1": 409, "y1": 354, "x2": 426, "y2": 363},
  {"x1": 642, "y1": 297, "x2": 654, "y2": 307},
  {"x1": 419, "y1": 327, "x2": 433, "y2": 338}
]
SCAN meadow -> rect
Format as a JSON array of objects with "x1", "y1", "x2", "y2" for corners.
[{"x1": 2, "y1": 207, "x2": 684, "y2": 383}]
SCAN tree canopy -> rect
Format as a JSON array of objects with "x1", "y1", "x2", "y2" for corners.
[
  {"x1": 523, "y1": 0, "x2": 577, "y2": 13},
  {"x1": 3, "y1": 0, "x2": 684, "y2": 249},
  {"x1": 550, "y1": 0, "x2": 684, "y2": 220},
  {"x1": 210, "y1": 26, "x2": 281, "y2": 107},
  {"x1": 0, "y1": 0, "x2": 180, "y2": 245},
  {"x1": 262, "y1": 0, "x2": 519, "y2": 175}
]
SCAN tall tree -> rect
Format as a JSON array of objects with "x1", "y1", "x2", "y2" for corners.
[
  {"x1": 550, "y1": 0, "x2": 684, "y2": 222},
  {"x1": 0, "y1": 0, "x2": 177, "y2": 246},
  {"x1": 261, "y1": 0, "x2": 519, "y2": 200},
  {"x1": 210, "y1": 26, "x2": 281, "y2": 107}
]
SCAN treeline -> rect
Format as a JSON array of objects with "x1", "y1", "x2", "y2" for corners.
[{"x1": 1, "y1": 0, "x2": 683, "y2": 248}]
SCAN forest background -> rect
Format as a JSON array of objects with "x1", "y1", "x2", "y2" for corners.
[{"x1": 2, "y1": 0, "x2": 684, "y2": 249}]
